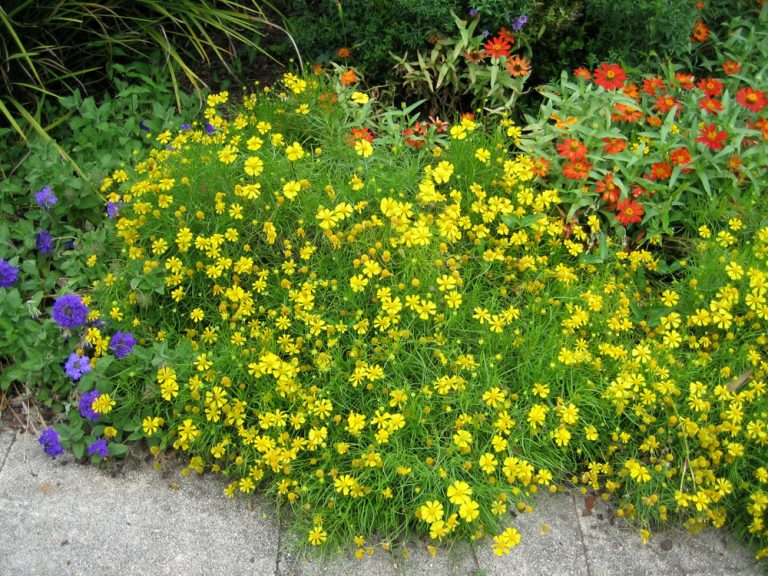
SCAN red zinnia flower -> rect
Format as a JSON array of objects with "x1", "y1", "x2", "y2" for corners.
[
  {"x1": 573, "y1": 67, "x2": 592, "y2": 80},
  {"x1": 696, "y1": 123, "x2": 728, "y2": 151},
  {"x1": 697, "y1": 77, "x2": 724, "y2": 97},
  {"x1": 593, "y1": 63, "x2": 626, "y2": 91},
  {"x1": 642, "y1": 76, "x2": 665, "y2": 96},
  {"x1": 616, "y1": 198, "x2": 644, "y2": 226},
  {"x1": 722, "y1": 60, "x2": 742, "y2": 75},
  {"x1": 483, "y1": 35, "x2": 513, "y2": 58},
  {"x1": 562, "y1": 160, "x2": 592, "y2": 180},
  {"x1": 736, "y1": 87, "x2": 767, "y2": 113},
  {"x1": 557, "y1": 138, "x2": 588, "y2": 161},
  {"x1": 602, "y1": 137, "x2": 627, "y2": 154},
  {"x1": 669, "y1": 147, "x2": 692, "y2": 166}
]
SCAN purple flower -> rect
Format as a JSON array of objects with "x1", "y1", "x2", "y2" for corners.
[
  {"x1": 51, "y1": 294, "x2": 88, "y2": 329},
  {"x1": 64, "y1": 353, "x2": 92, "y2": 381},
  {"x1": 36, "y1": 230, "x2": 53, "y2": 254},
  {"x1": 87, "y1": 439, "x2": 109, "y2": 458},
  {"x1": 205, "y1": 122, "x2": 215, "y2": 135},
  {"x1": 35, "y1": 186, "x2": 58, "y2": 209},
  {"x1": 109, "y1": 331, "x2": 137, "y2": 359},
  {"x1": 106, "y1": 201, "x2": 122, "y2": 219},
  {"x1": 39, "y1": 428, "x2": 64, "y2": 458},
  {"x1": 469, "y1": 8, "x2": 479, "y2": 17},
  {"x1": 511, "y1": 14, "x2": 528, "y2": 31},
  {"x1": 79, "y1": 390, "x2": 100, "y2": 422},
  {"x1": 0, "y1": 259, "x2": 19, "y2": 288},
  {"x1": 181, "y1": 123, "x2": 192, "y2": 131}
]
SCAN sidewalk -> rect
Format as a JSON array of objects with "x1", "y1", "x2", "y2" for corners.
[{"x1": 0, "y1": 428, "x2": 762, "y2": 576}]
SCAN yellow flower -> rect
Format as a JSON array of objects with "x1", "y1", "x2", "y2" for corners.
[
  {"x1": 475, "y1": 148, "x2": 490, "y2": 162},
  {"x1": 142, "y1": 416, "x2": 164, "y2": 435},
  {"x1": 478, "y1": 453, "x2": 498, "y2": 474},
  {"x1": 285, "y1": 141, "x2": 305, "y2": 161},
  {"x1": 244, "y1": 156, "x2": 264, "y2": 176},
  {"x1": 351, "y1": 91, "x2": 369, "y2": 104},
  {"x1": 92, "y1": 393, "x2": 116, "y2": 414},
  {"x1": 308, "y1": 526, "x2": 327, "y2": 546},
  {"x1": 458, "y1": 499, "x2": 480, "y2": 522},
  {"x1": 190, "y1": 308, "x2": 205, "y2": 322},
  {"x1": 419, "y1": 500, "x2": 444, "y2": 524},
  {"x1": 355, "y1": 140, "x2": 373, "y2": 158},
  {"x1": 447, "y1": 480, "x2": 472, "y2": 505}
]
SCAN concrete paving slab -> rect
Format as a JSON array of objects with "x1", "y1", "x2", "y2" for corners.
[
  {"x1": 0, "y1": 433, "x2": 279, "y2": 576},
  {"x1": 0, "y1": 427, "x2": 15, "y2": 473},
  {"x1": 572, "y1": 490, "x2": 762, "y2": 576},
  {"x1": 392, "y1": 540, "x2": 477, "y2": 575},
  {"x1": 474, "y1": 489, "x2": 589, "y2": 576},
  {"x1": 278, "y1": 547, "x2": 396, "y2": 576}
]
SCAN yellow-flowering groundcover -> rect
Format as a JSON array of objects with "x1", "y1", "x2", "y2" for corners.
[{"x1": 88, "y1": 76, "x2": 768, "y2": 561}]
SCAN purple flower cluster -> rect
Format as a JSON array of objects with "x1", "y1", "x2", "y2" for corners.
[
  {"x1": 205, "y1": 122, "x2": 215, "y2": 135},
  {"x1": 106, "y1": 201, "x2": 122, "y2": 219},
  {"x1": 51, "y1": 294, "x2": 88, "y2": 329},
  {"x1": 87, "y1": 439, "x2": 109, "y2": 458},
  {"x1": 64, "y1": 353, "x2": 92, "y2": 381},
  {"x1": 39, "y1": 428, "x2": 64, "y2": 458},
  {"x1": 511, "y1": 14, "x2": 528, "y2": 31},
  {"x1": 0, "y1": 259, "x2": 19, "y2": 288},
  {"x1": 35, "y1": 186, "x2": 58, "y2": 209},
  {"x1": 109, "y1": 331, "x2": 137, "y2": 359},
  {"x1": 79, "y1": 390, "x2": 100, "y2": 422},
  {"x1": 36, "y1": 230, "x2": 53, "y2": 254}
]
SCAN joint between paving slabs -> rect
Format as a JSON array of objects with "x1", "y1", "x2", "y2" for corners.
[
  {"x1": 571, "y1": 491, "x2": 594, "y2": 576},
  {"x1": 0, "y1": 430, "x2": 17, "y2": 475}
]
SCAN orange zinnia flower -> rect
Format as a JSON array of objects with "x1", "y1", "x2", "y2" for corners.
[
  {"x1": 602, "y1": 137, "x2": 627, "y2": 154},
  {"x1": 692, "y1": 21, "x2": 709, "y2": 42},
  {"x1": 505, "y1": 54, "x2": 531, "y2": 77},
  {"x1": 562, "y1": 160, "x2": 592, "y2": 180},
  {"x1": 669, "y1": 147, "x2": 692, "y2": 166},
  {"x1": 337, "y1": 47, "x2": 351, "y2": 59},
  {"x1": 611, "y1": 103, "x2": 643, "y2": 123},
  {"x1": 722, "y1": 60, "x2": 742, "y2": 75},
  {"x1": 557, "y1": 138, "x2": 588, "y2": 162},
  {"x1": 573, "y1": 67, "x2": 591, "y2": 80},
  {"x1": 340, "y1": 69, "x2": 357, "y2": 86}
]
